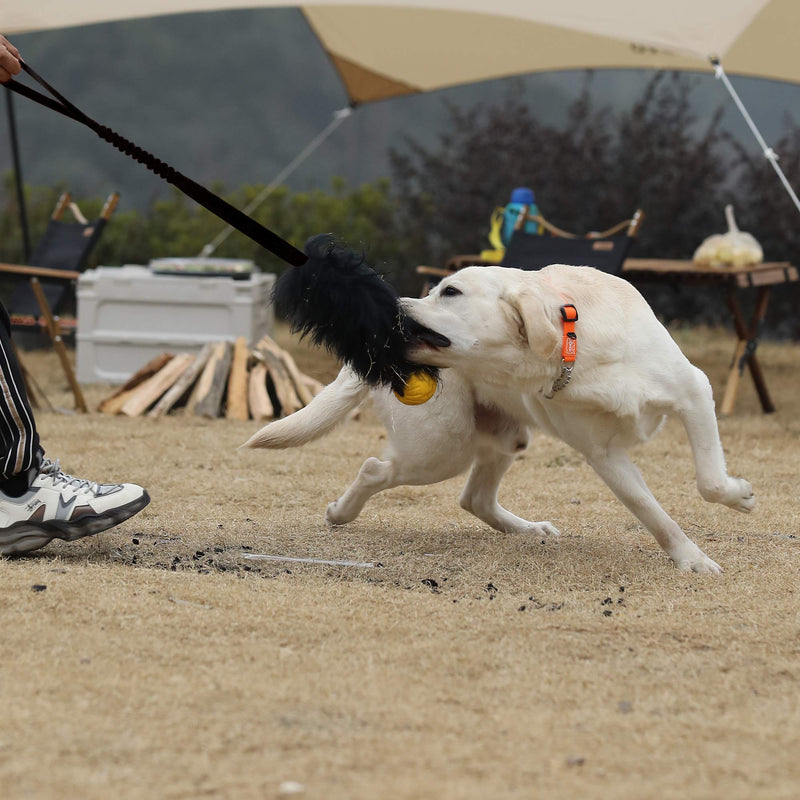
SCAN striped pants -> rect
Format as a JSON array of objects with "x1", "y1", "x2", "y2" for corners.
[{"x1": 0, "y1": 302, "x2": 41, "y2": 487}]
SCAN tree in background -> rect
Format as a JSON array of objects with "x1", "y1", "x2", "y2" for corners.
[{"x1": 392, "y1": 73, "x2": 730, "y2": 262}]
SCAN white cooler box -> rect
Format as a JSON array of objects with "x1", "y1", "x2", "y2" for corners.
[{"x1": 76, "y1": 265, "x2": 275, "y2": 384}]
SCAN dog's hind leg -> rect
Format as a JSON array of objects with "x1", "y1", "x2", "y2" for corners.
[
  {"x1": 326, "y1": 444, "x2": 477, "y2": 525},
  {"x1": 586, "y1": 446, "x2": 722, "y2": 573},
  {"x1": 460, "y1": 448, "x2": 560, "y2": 537},
  {"x1": 674, "y1": 367, "x2": 754, "y2": 512},
  {"x1": 326, "y1": 457, "x2": 397, "y2": 525}
]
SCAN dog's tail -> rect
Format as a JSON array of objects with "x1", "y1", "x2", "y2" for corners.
[{"x1": 241, "y1": 366, "x2": 368, "y2": 450}]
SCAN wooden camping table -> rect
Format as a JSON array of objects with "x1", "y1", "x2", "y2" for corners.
[{"x1": 621, "y1": 259, "x2": 798, "y2": 415}]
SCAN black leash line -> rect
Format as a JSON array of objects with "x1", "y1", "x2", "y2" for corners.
[{"x1": 3, "y1": 61, "x2": 309, "y2": 267}]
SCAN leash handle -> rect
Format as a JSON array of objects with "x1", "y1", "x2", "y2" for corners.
[{"x1": 4, "y1": 62, "x2": 309, "y2": 267}]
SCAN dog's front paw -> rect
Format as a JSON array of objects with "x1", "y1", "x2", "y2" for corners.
[
  {"x1": 672, "y1": 543, "x2": 723, "y2": 575},
  {"x1": 724, "y1": 477, "x2": 754, "y2": 513}
]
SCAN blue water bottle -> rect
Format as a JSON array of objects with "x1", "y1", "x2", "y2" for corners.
[{"x1": 501, "y1": 187, "x2": 540, "y2": 245}]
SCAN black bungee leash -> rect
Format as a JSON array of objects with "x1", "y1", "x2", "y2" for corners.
[
  {"x1": 3, "y1": 60, "x2": 309, "y2": 267},
  {"x1": 4, "y1": 59, "x2": 446, "y2": 396}
]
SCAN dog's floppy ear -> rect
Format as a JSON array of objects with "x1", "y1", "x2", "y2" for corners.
[{"x1": 500, "y1": 288, "x2": 560, "y2": 359}]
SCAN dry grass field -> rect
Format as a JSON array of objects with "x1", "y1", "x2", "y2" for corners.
[{"x1": 1, "y1": 323, "x2": 799, "y2": 800}]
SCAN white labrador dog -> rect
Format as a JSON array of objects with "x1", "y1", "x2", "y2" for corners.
[{"x1": 246, "y1": 264, "x2": 753, "y2": 573}]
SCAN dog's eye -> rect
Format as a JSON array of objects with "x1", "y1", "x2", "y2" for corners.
[{"x1": 441, "y1": 285, "x2": 462, "y2": 297}]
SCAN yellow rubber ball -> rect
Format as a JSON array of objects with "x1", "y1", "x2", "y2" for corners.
[{"x1": 394, "y1": 371, "x2": 438, "y2": 405}]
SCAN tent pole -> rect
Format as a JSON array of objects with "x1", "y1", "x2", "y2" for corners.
[
  {"x1": 712, "y1": 57, "x2": 800, "y2": 215},
  {"x1": 5, "y1": 90, "x2": 32, "y2": 261},
  {"x1": 198, "y1": 105, "x2": 354, "y2": 258}
]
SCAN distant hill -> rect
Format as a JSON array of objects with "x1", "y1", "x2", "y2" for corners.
[{"x1": 3, "y1": 8, "x2": 799, "y2": 214}]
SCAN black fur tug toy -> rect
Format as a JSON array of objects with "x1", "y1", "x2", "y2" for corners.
[{"x1": 273, "y1": 234, "x2": 448, "y2": 398}]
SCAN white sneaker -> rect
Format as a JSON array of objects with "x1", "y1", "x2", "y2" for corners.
[{"x1": 0, "y1": 458, "x2": 150, "y2": 555}]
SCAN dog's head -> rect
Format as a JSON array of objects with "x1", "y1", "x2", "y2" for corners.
[{"x1": 402, "y1": 267, "x2": 561, "y2": 378}]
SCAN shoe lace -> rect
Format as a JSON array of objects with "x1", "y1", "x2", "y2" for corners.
[{"x1": 40, "y1": 458, "x2": 99, "y2": 494}]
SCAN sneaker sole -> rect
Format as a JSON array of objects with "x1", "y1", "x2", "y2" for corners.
[{"x1": 0, "y1": 491, "x2": 151, "y2": 556}]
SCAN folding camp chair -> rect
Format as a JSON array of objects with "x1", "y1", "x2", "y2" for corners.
[
  {"x1": 500, "y1": 208, "x2": 644, "y2": 272},
  {"x1": 416, "y1": 209, "x2": 644, "y2": 294},
  {"x1": 0, "y1": 191, "x2": 120, "y2": 412}
]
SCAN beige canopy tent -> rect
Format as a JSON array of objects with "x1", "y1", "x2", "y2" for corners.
[
  {"x1": 3, "y1": 0, "x2": 799, "y2": 243},
  {"x1": 4, "y1": 1, "x2": 800, "y2": 99}
]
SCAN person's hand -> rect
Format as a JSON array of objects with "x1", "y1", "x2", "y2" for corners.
[{"x1": 0, "y1": 35, "x2": 21, "y2": 83}]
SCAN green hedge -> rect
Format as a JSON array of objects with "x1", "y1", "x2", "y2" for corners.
[{"x1": 0, "y1": 175, "x2": 423, "y2": 304}]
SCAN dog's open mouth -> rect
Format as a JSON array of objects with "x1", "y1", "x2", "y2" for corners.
[{"x1": 403, "y1": 318, "x2": 451, "y2": 350}]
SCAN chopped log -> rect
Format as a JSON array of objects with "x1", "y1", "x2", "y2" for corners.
[
  {"x1": 147, "y1": 343, "x2": 214, "y2": 418},
  {"x1": 261, "y1": 350, "x2": 302, "y2": 416},
  {"x1": 255, "y1": 335, "x2": 315, "y2": 405},
  {"x1": 97, "y1": 353, "x2": 173, "y2": 414},
  {"x1": 247, "y1": 362, "x2": 273, "y2": 421},
  {"x1": 279, "y1": 350, "x2": 314, "y2": 406},
  {"x1": 253, "y1": 334, "x2": 278, "y2": 355},
  {"x1": 96, "y1": 333, "x2": 330, "y2": 420},
  {"x1": 98, "y1": 386, "x2": 138, "y2": 416},
  {"x1": 225, "y1": 337, "x2": 250, "y2": 420},
  {"x1": 194, "y1": 341, "x2": 234, "y2": 418},
  {"x1": 121, "y1": 353, "x2": 195, "y2": 417},
  {"x1": 185, "y1": 341, "x2": 226, "y2": 415}
]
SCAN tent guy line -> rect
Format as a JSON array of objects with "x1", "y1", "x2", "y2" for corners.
[
  {"x1": 712, "y1": 57, "x2": 800, "y2": 215},
  {"x1": 198, "y1": 106, "x2": 354, "y2": 259}
]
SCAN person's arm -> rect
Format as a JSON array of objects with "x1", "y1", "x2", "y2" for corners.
[{"x1": 0, "y1": 36, "x2": 21, "y2": 82}]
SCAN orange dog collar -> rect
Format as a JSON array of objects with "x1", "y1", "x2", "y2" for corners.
[
  {"x1": 560, "y1": 304, "x2": 578, "y2": 362},
  {"x1": 546, "y1": 304, "x2": 578, "y2": 398}
]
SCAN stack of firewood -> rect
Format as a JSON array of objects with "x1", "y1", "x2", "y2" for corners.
[{"x1": 97, "y1": 335, "x2": 324, "y2": 419}]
